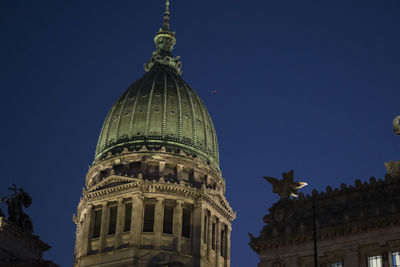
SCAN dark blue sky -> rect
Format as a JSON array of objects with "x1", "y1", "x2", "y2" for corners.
[{"x1": 1, "y1": 1, "x2": 399, "y2": 266}]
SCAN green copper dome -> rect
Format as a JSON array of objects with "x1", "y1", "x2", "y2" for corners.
[
  {"x1": 95, "y1": 1, "x2": 219, "y2": 168},
  {"x1": 95, "y1": 64, "x2": 219, "y2": 168}
]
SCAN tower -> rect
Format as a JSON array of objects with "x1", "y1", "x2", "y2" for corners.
[{"x1": 73, "y1": 2, "x2": 235, "y2": 267}]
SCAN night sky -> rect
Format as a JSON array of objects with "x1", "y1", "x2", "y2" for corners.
[{"x1": 1, "y1": 1, "x2": 400, "y2": 266}]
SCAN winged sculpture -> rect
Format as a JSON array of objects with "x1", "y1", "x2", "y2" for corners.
[{"x1": 264, "y1": 170, "x2": 308, "y2": 199}]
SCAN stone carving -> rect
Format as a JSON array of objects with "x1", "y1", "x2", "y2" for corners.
[
  {"x1": 385, "y1": 161, "x2": 400, "y2": 178},
  {"x1": 144, "y1": 0, "x2": 182, "y2": 75},
  {"x1": 0, "y1": 184, "x2": 33, "y2": 233},
  {"x1": 393, "y1": 115, "x2": 400, "y2": 135},
  {"x1": 264, "y1": 170, "x2": 307, "y2": 199},
  {"x1": 385, "y1": 115, "x2": 400, "y2": 178}
]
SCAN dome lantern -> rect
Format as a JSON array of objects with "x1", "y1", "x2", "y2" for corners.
[{"x1": 144, "y1": 0, "x2": 182, "y2": 75}]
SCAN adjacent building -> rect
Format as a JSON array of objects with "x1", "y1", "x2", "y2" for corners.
[{"x1": 249, "y1": 163, "x2": 400, "y2": 267}]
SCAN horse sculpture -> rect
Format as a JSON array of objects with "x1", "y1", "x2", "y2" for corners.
[{"x1": 0, "y1": 184, "x2": 33, "y2": 233}]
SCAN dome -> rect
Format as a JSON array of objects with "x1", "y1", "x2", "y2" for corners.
[
  {"x1": 94, "y1": 1, "x2": 219, "y2": 169},
  {"x1": 95, "y1": 63, "x2": 219, "y2": 168}
]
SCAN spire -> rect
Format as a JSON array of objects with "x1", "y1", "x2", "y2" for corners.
[
  {"x1": 162, "y1": 0, "x2": 170, "y2": 31},
  {"x1": 144, "y1": 0, "x2": 182, "y2": 75}
]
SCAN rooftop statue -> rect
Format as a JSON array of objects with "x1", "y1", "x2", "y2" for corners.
[
  {"x1": 264, "y1": 170, "x2": 307, "y2": 200},
  {"x1": 394, "y1": 115, "x2": 400, "y2": 135},
  {"x1": 0, "y1": 184, "x2": 33, "y2": 233},
  {"x1": 385, "y1": 115, "x2": 400, "y2": 178}
]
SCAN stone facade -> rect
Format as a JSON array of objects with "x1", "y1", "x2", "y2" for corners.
[
  {"x1": 73, "y1": 148, "x2": 234, "y2": 267},
  {"x1": 250, "y1": 164, "x2": 400, "y2": 267}
]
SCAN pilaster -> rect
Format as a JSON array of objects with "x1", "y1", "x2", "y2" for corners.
[
  {"x1": 207, "y1": 212, "x2": 212, "y2": 260},
  {"x1": 192, "y1": 202, "x2": 203, "y2": 266},
  {"x1": 99, "y1": 202, "x2": 108, "y2": 252},
  {"x1": 154, "y1": 197, "x2": 164, "y2": 248},
  {"x1": 114, "y1": 198, "x2": 125, "y2": 248},
  {"x1": 173, "y1": 200, "x2": 183, "y2": 251},
  {"x1": 81, "y1": 205, "x2": 92, "y2": 256},
  {"x1": 159, "y1": 161, "x2": 166, "y2": 177},
  {"x1": 130, "y1": 194, "x2": 143, "y2": 247},
  {"x1": 177, "y1": 164, "x2": 184, "y2": 181}
]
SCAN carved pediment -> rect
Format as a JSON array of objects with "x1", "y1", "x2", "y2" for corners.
[
  {"x1": 205, "y1": 191, "x2": 233, "y2": 215},
  {"x1": 86, "y1": 176, "x2": 139, "y2": 193}
]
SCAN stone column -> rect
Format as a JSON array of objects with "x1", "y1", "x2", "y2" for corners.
[
  {"x1": 154, "y1": 197, "x2": 164, "y2": 248},
  {"x1": 225, "y1": 225, "x2": 231, "y2": 267},
  {"x1": 99, "y1": 202, "x2": 108, "y2": 252},
  {"x1": 173, "y1": 200, "x2": 183, "y2": 251},
  {"x1": 177, "y1": 164, "x2": 184, "y2": 181},
  {"x1": 81, "y1": 205, "x2": 92, "y2": 256},
  {"x1": 130, "y1": 195, "x2": 143, "y2": 247},
  {"x1": 114, "y1": 198, "x2": 125, "y2": 248},
  {"x1": 159, "y1": 161, "x2": 166, "y2": 177},
  {"x1": 215, "y1": 220, "x2": 221, "y2": 267},
  {"x1": 207, "y1": 213, "x2": 212, "y2": 260},
  {"x1": 192, "y1": 203, "x2": 203, "y2": 265}
]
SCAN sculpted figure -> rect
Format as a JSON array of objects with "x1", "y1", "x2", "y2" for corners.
[
  {"x1": 0, "y1": 184, "x2": 33, "y2": 233},
  {"x1": 264, "y1": 170, "x2": 307, "y2": 200},
  {"x1": 393, "y1": 115, "x2": 400, "y2": 135}
]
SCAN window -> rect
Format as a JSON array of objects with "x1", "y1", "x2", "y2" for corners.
[
  {"x1": 368, "y1": 255, "x2": 383, "y2": 267},
  {"x1": 143, "y1": 204, "x2": 155, "y2": 232},
  {"x1": 124, "y1": 203, "x2": 132, "y2": 232},
  {"x1": 181, "y1": 207, "x2": 191, "y2": 238},
  {"x1": 332, "y1": 262, "x2": 343, "y2": 267},
  {"x1": 108, "y1": 206, "x2": 117, "y2": 235},
  {"x1": 393, "y1": 252, "x2": 400, "y2": 267},
  {"x1": 163, "y1": 205, "x2": 174, "y2": 234},
  {"x1": 92, "y1": 209, "x2": 102, "y2": 238},
  {"x1": 211, "y1": 223, "x2": 216, "y2": 250}
]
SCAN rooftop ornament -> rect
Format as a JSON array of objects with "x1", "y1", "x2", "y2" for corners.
[
  {"x1": 0, "y1": 184, "x2": 33, "y2": 233},
  {"x1": 144, "y1": 0, "x2": 182, "y2": 75},
  {"x1": 393, "y1": 115, "x2": 400, "y2": 135},
  {"x1": 385, "y1": 115, "x2": 400, "y2": 178},
  {"x1": 263, "y1": 170, "x2": 307, "y2": 200}
]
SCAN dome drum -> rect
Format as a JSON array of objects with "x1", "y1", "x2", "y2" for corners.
[{"x1": 87, "y1": 148, "x2": 225, "y2": 194}]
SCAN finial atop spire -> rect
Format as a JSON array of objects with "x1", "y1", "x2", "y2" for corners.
[
  {"x1": 163, "y1": 0, "x2": 170, "y2": 30},
  {"x1": 144, "y1": 0, "x2": 182, "y2": 75}
]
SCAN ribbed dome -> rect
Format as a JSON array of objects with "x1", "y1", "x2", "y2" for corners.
[{"x1": 95, "y1": 64, "x2": 219, "y2": 168}]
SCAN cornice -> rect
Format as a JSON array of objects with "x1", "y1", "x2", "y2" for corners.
[
  {"x1": 79, "y1": 175, "x2": 235, "y2": 221},
  {"x1": 250, "y1": 213, "x2": 400, "y2": 252}
]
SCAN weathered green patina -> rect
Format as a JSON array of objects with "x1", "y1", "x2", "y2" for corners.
[{"x1": 95, "y1": 0, "x2": 219, "y2": 169}]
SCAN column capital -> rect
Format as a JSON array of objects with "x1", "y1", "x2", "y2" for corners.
[
  {"x1": 132, "y1": 194, "x2": 144, "y2": 201},
  {"x1": 175, "y1": 199, "x2": 184, "y2": 206},
  {"x1": 156, "y1": 197, "x2": 165, "y2": 202}
]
